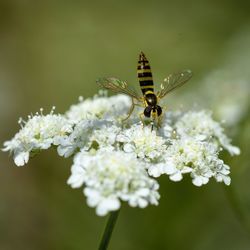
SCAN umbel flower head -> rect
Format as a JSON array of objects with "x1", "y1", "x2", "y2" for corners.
[
  {"x1": 3, "y1": 91, "x2": 240, "y2": 216},
  {"x1": 3, "y1": 107, "x2": 73, "y2": 166},
  {"x1": 68, "y1": 149, "x2": 159, "y2": 216}
]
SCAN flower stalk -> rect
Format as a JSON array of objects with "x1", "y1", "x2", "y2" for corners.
[{"x1": 98, "y1": 210, "x2": 120, "y2": 250}]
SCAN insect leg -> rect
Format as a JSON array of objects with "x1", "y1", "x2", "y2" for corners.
[
  {"x1": 150, "y1": 121, "x2": 154, "y2": 131},
  {"x1": 156, "y1": 104, "x2": 165, "y2": 128},
  {"x1": 139, "y1": 112, "x2": 145, "y2": 127},
  {"x1": 134, "y1": 102, "x2": 144, "y2": 107},
  {"x1": 122, "y1": 98, "x2": 135, "y2": 121},
  {"x1": 157, "y1": 114, "x2": 163, "y2": 128}
]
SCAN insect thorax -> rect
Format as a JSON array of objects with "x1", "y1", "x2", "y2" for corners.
[{"x1": 145, "y1": 93, "x2": 157, "y2": 106}]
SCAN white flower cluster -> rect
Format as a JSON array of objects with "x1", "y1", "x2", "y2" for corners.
[
  {"x1": 3, "y1": 93, "x2": 240, "y2": 216},
  {"x1": 3, "y1": 108, "x2": 73, "y2": 166},
  {"x1": 68, "y1": 149, "x2": 159, "y2": 216},
  {"x1": 148, "y1": 138, "x2": 231, "y2": 186},
  {"x1": 55, "y1": 119, "x2": 120, "y2": 158},
  {"x1": 65, "y1": 91, "x2": 131, "y2": 123},
  {"x1": 117, "y1": 124, "x2": 167, "y2": 161},
  {"x1": 174, "y1": 110, "x2": 240, "y2": 155}
]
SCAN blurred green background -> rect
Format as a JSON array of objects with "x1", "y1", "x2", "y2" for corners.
[{"x1": 1, "y1": 0, "x2": 250, "y2": 249}]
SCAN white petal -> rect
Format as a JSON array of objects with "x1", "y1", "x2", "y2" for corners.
[
  {"x1": 148, "y1": 166, "x2": 162, "y2": 177},
  {"x1": 192, "y1": 176, "x2": 205, "y2": 186},
  {"x1": 164, "y1": 163, "x2": 177, "y2": 175},
  {"x1": 14, "y1": 152, "x2": 29, "y2": 166},
  {"x1": 116, "y1": 134, "x2": 128, "y2": 142},
  {"x1": 67, "y1": 166, "x2": 85, "y2": 188},
  {"x1": 195, "y1": 134, "x2": 207, "y2": 141},
  {"x1": 67, "y1": 174, "x2": 84, "y2": 188},
  {"x1": 57, "y1": 145, "x2": 75, "y2": 157},
  {"x1": 96, "y1": 198, "x2": 120, "y2": 216},
  {"x1": 227, "y1": 146, "x2": 240, "y2": 156},
  {"x1": 182, "y1": 166, "x2": 193, "y2": 173},
  {"x1": 85, "y1": 189, "x2": 101, "y2": 207},
  {"x1": 138, "y1": 198, "x2": 148, "y2": 208},
  {"x1": 169, "y1": 172, "x2": 183, "y2": 182},
  {"x1": 223, "y1": 176, "x2": 231, "y2": 185},
  {"x1": 123, "y1": 143, "x2": 135, "y2": 153},
  {"x1": 136, "y1": 188, "x2": 150, "y2": 196}
]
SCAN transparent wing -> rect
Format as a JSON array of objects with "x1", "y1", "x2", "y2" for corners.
[
  {"x1": 157, "y1": 70, "x2": 193, "y2": 99},
  {"x1": 97, "y1": 77, "x2": 141, "y2": 100}
]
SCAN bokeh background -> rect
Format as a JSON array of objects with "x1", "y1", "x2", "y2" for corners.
[{"x1": 1, "y1": 0, "x2": 250, "y2": 249}]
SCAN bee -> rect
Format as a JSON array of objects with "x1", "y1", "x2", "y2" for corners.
[{"x1": 97, "y1": 52, "x2": 192, "y2": 130}]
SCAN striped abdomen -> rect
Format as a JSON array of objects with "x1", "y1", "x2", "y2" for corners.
[{"x1": 137, "y1": 52, "x2": 154, "y2": 95}]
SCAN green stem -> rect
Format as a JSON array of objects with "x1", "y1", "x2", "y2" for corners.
[{"x1": 98, "y1": 210, "x2": 120, "y2": 250}]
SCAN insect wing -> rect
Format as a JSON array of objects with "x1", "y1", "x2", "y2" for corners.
[
  {"x1": 157, "y1": 70, "x2": 192, "y2": 98},
  {"x1": 97, "y1": 77, "x2": 140, "y2": 100}
]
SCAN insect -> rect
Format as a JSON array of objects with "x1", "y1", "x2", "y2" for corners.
[{"x1": 97, "y1": 52, "x2": 192, "y2": 130}]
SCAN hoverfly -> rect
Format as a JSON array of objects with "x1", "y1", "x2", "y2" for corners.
[{"x1": 97, "y1": 52, "x2": 192, "y2": 130}]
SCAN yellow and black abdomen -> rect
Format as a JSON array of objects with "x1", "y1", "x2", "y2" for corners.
[{"x1": 137, "y1": 52, "x2": 154, "y2": 95}]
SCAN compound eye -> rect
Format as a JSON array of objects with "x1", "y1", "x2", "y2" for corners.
[
  {"x1": 156, "y1": 105, "x2": 162, "y2": 116},
  {"x1": 144, "y1": 106, "x2": 152, "y2": 118}
]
